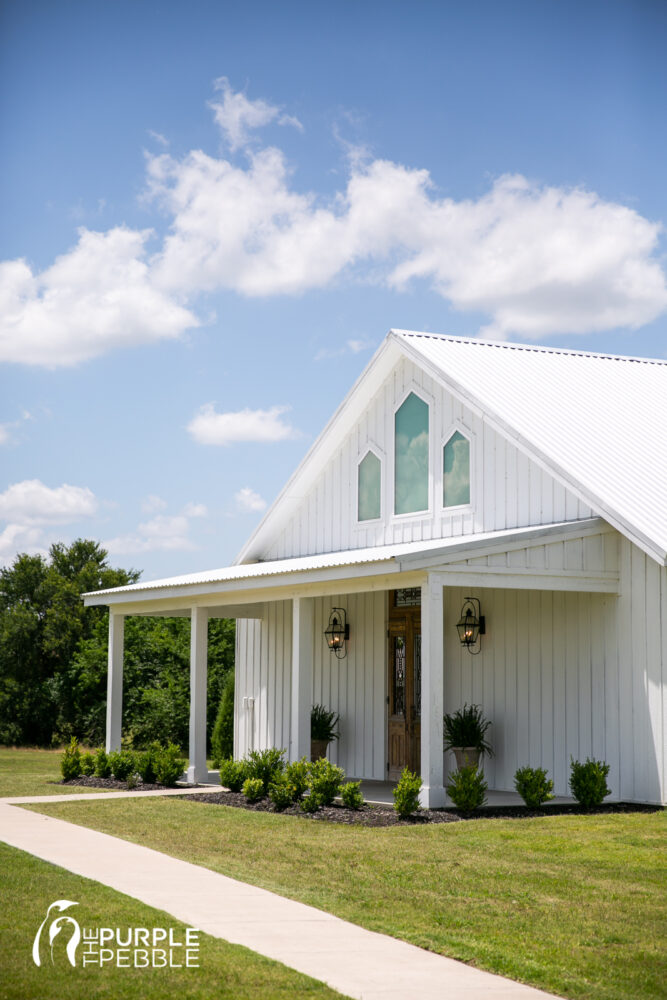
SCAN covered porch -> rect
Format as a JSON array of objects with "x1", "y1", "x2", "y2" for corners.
[{"x1": 84, "y1": 517, "x2": 620, "y2": 808}]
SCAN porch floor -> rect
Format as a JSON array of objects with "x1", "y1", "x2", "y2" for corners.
[{"x1": 358, "y1": 780, "x2": 576, "y2": 809}]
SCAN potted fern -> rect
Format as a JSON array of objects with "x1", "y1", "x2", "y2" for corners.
[
  {"x1": 311, "y1": 704, "x2": 340, "y2": 761},
  {"x1": 443, "y1": 703, "x2": 494, "y2": 769}
]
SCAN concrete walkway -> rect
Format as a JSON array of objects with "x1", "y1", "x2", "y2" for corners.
[{"x1": 0, "y1": 791, "x2": 558, "y2": 1000}]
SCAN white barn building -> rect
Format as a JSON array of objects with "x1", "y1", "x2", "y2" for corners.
[{"x1": 85, "y1": 331, "x2": 667, "y2": 806}]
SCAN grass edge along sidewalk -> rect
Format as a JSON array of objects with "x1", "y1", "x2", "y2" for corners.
[
  {"x1": 0, "y1": 840, "x2": 344, "y2": 1000},
  {"x1": 27, "y1": 794, "x2": 667, "y2": 1000}
]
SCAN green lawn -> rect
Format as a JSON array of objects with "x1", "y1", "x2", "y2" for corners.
[
  {"x1": 0, "y1": 748, "x2": 118, "y2": 798},
  {"x1": 28, "y1": 795, "x2": 666, "y2": 1000},
  {"x1": 0, "y1": 841, "x2": 342, "y2": 1000}
]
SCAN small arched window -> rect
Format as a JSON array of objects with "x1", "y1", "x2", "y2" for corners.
[
  {"x1": 395, "y1": 392, "x2": 429, "y2": 515},
  {"x1": 358, "y1": 451, "x2": 381, "y2": 521},
  {"x1": 443, "y1": 430, "x2": 471, "y2": 507}
]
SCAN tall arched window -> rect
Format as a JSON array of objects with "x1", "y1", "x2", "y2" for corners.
[
  {"x1": 443, "y1": 430, "x2": 471, "y2": 507},
  {"x1": 358, "y1": 450, "x2": 381, "y2": 521},
  {"x1": 394, "y1": 392, "x2": 429, "y2": 514}
]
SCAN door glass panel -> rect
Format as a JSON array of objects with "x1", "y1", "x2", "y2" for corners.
[
  {"x1": 392, "y1": 636, "x2": 406, "y2": 717},
  {"x1": 413, "y1": 634, "x2": 421, "y2": 719},
  {"x1": 394, "y1": 587, "x2": 421, "y2": 607}
]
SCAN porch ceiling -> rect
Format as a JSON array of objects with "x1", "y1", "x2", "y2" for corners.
[{"x1": 82, "y1": 517, "x2": 618, "y2": 616}]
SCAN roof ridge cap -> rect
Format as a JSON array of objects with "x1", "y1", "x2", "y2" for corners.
[{"x1": 390, "y1": 329, "x2": 667, "y2": 366}]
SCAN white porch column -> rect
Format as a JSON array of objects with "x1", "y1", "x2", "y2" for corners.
[
  {"x1": 187, "y1": 606, "x2": 209, "y2": 783},
  {"x1": 290, "y1": 597, "x2": 314, "y2": 762},
  {"x1": 105, "y1": 612, "x2": 124, "y2": 753},
  {"x1": 420, "y1": 574, "x2": 446, "y2": 808}
]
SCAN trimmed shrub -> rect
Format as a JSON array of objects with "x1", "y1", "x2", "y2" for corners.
[
  {"x1": 447, "y1": 765, "x2": 488, "y2": 813},
  {"x1": 218, "y1": 758, "x2": 248, "y2": 792},
  {"x1": 154, "y1": 743, "x2": 186, "y2": 787},
  {"x1": 393, "y1": 768, "x2": 422, "y2": 818},
  {"x1": 93, "y1": 747, "x2": 111, "y2": 779},
  {"x1": 514, "y1": 766, "x2": 554, "y2": 808},
  {"x1": 135, "y1": 743, "x2": 160, "y2": 784},
  {"x1": 61, "y1": 737, "x2": 82, "y2": 781},
  {"x1": 340, "y1": 780, "x2": 364, "y2": 810},
  {"x1": 242, "y1": 777, "x2": 265, "y2": 802},
  {"x1": 284, "y1": 758, "x2": 310, "y2": 801},
  {"x1": 245, "y1": 748, "x2": 286, "y2": 792},
  {"x1": 268, "y1": 776, "x2": 297, "y2": 811},
  {"x1": 107, "y1": 749, "x2": 136, "y2": 782},
  {"x1": 211, "y1": 670, "x2": 234, "y2": 765},
  {"x1": 308, "y1": 758, "x2": 345, "y2": 806},
  {"x1": 80, "y1": 751, "x2": 95, "y2": 776},
  {"x1": 301, "y1": 792, "x2": 321, "y2": 813},
  {"x1": 569, "y1": 757, "x2": 611, "y2": 808}
]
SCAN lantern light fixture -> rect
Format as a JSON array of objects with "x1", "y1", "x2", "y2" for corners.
[
  {"x1": 456, "y1": 597, "x2": 485, "y2": 655},
  {"x1": 324, "y1": 607, "x2": 349, "y2": 659}
]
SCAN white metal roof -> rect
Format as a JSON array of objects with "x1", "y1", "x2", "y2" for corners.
[
  {"x1": 394, "y1": 331, "x2": 667, "y2": 564},
  {"x1": 84, "y1": 520, "x2": 601, "y2": 602}
]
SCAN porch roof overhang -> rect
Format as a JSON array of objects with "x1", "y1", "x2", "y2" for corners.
[{"x1": 83, "y1": 517, "x2": 619, "y2": 617}]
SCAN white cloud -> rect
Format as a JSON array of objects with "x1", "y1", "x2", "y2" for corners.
[
  {"x1": 0, "y1": 479, "x2": 98, "y2": 567},
  {"x1": 182, "y1": 501, "x2": 207, "y2": 517},
  {"x1": 0, "y1": 410, "x2": 33, "y2": 446},
  {"x1": 0, "y1": 226, "x2": 198, "y2": 367},
  {"x1": 208, "y1": 76, "x2": 302, "y2": 151},
  {"x1": 104, "y1": 500, "x2": 208, "y2": 556},
  {"x1": 0, "y1": 479, "x2": 98, "y2": 525},
  {"x1": 148, "y1": 129, "x2": 169, "y2": 148},
  {"x1": 315, "y1": 338, "x2": 376, "y2": 361},
  {"x1": 235, "y1": 487, "x2": 267, "y2": 513},
  {"x1": 2, "y1": 82, "x2": 666, "y2": 370},
  {"x1": 187, "y1": 403, "x2": 299, "y2": 446},
  {"x1": 104, "y1": 514, "x2": 196, "y2": 554},
  {"x1": 0, "y1": 523, "x2": 48, "y2": 565},
  {"x1": 149, "y1": 137, "x2": 667, "y2": 336},
  {"x1": 141, "y1": 494, "x2": 168, "y2": 514}
]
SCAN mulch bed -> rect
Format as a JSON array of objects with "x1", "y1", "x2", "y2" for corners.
[
  {"x1": 183, "y1": 790, "x2": 663, "y2": 827},
  {"x1": 57, "y1": 776, "x2": 187, "y2": 792},
  {"x1": 183, "y1": 790, "x2": 459, "y2": 826}
]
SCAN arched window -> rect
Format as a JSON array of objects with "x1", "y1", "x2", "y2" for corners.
[
  {"x1": 443, "y1": 430, "x2": 471, "y2": 507},
  {"x1": 394, "y1": 392, "x2": 429, "y2": 515},
  {"x1": 358, "y1": 451, "x2": 381, "y2": 521}
]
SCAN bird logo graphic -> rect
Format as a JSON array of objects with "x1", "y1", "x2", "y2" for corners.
[{"x1": 32, "y1": 899, "x2": 81, "y2": 967}]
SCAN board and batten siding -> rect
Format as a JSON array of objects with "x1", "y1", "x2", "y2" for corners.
[
  {"x1": 235, "y1": 592, "x2": 387, "y2": 780},
  {"x1": 265, "y1": 356, "x2": 593, "y2": 561},
  {"x1": 234, "y1": 532, "x2": 666, "y2": 804}
]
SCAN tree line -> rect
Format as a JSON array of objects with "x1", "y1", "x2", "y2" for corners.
[{"x1": 0, "y1": 539, "x2": 234, "y2": 752}]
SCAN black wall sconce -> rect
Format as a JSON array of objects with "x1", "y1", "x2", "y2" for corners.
[
  {"x1": 456, "y1": 597, "x2": 485, "y2": 655},
  {"x1": 324, "y1": 608, "x2": 349, "y2": 659}
]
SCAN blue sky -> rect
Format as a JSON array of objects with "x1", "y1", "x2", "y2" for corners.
[{"x1": 1, "y1": 0, "x2": 666, "y2": 580}]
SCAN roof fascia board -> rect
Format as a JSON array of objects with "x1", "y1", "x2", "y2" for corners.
[
  {"x1": 397, "y1": 518, "x2": 610, "y2": 570},
  {"x1": 235, "y1": 337, "x2": 403, "y2": 564},
  {"x1": 83, "y1": 557, "x2": 410, "y2": 607},
  {"x1": 394, "y1": 334, "x2": 667, "y2": 566},
  {"x1": 427, "y1": 568, "x2": 619, "y2": 594},
  {"x1": 89, "y1": 569, "x2": 428, "y2": 616}
]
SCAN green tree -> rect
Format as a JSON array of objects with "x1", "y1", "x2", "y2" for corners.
[
  {"x1": 0, "y1": 539, "x2": 235, "y2": 749},
  {"x1": 0, "y1": 541, "x2": 137, "y2": 745},
  {"x1": 211, "y1": 669, "x2": 235, "y2": 764}
]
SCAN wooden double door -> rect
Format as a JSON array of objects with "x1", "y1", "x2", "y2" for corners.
[{"x1": 387, "y1": 599, "x2": 421, "y2": 781}]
